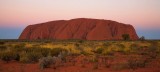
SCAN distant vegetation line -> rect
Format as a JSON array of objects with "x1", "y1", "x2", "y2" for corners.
[{"x1": 0, "y1": 39, "x2": 160, "y2": 42}]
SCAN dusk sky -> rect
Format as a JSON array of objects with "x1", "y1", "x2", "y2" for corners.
[{"x1": 0, "y1": 0, "x2": 160, "y2": 39}]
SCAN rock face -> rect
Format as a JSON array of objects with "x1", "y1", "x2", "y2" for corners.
[{"x1": 19, "y1": 18, "x2": 138, "y2": 40}]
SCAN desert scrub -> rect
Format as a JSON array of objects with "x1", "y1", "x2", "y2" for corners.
[
  {"x1": 0, "y1": 42, "x2": 5, "y2": 45},
  {"x1": 81, "y1": 47, "x2": 93, "y2": 55},
  {"x1": 78, "y1": 40, "x2": 84, "y2": 43},
  {"x1": 147, "y1": 41, "x2": 159, "y2": 59},
  {"x1": 116, "y1": 44, "x2": 125, "y2": 52},
  {"x1": 50, "y1": 48, "x2": 67, "y2": 56},
  {"x1": 0, "y1": 45, "x2": 7, "y2": 51},
  {"x1": 95, "y1": 47, "x2": 104, "y2": 54},
  {"x1": 102, "y1": 43, "x2": 111, "y2": 48},
  {"x1": 127, "y1": 58, "x2": 147, "y2": 70},
  {"x1": 39, "y1": 56, "x2": 62, "y2": 69},
  {"x1": 0, "y1": 51, "x2": 20, "y2": 62},
  {"x1": 122, "y1": 34, "x2": 130, "y2": 40},
  {"x1": 102, "y1": 47, "x2": 114, "y2": 56},
  {"x1": 39, "y1": 56, "x2": 55, "y2": 69},
  {"x1": 14, "y1": 43, "x2": 26, "y2": 49},
  {"x1": 26, "y1": 47, "x2": 51, "y2": 57},
  {"x1": 40, "y1": 48, "x2": 51, "y2": 57},
  {"x1": 129, "y1": 43, "x2": 140, "y2": 53},
  {"x1": 10, "y1": 45, "x2": 26, "y2": 53},
  {"x1": 67, "y1": 47, "x2": 81, "y2": 56},
  {"x1": 111, "y1": 62, "x2": 128, "y2": 71},
  {"x1": 20, "y1": 51, "x2": 43, "y2": 63}
]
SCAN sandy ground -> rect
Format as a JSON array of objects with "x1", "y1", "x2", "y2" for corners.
[{"x1": 0, "y1": 56, "x2": 160, "y2": 72}]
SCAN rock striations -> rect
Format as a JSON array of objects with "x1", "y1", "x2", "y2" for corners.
[{"x1": 19, "y1": 18, "x2": 138, "y2": 40}]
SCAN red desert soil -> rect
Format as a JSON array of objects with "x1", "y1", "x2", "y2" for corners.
[
  {"x1": 19, "y1": 18, "x2": 138, "y2": 40},
  {"x1": 0, "y1": 55, "x2": 160, "y2": 72}
]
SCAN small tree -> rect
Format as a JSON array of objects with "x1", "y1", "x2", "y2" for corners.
[
  {"x1": 122, "y1": 34, "x2": 130, "y2": 40},
  {"x1": 139, "y1": 36, "x2": 145, "y2": 41}
]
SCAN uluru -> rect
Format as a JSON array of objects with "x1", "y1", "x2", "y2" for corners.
[{"x1": 19, "y1": 18, "x2": 138, "y2": 40}]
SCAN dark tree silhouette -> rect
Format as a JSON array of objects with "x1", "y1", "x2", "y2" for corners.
[
  {"x1": 139, "y1": 36, "x2": 145, "y2": 41},
  {"x1": 122, "y1": 34, "x2": 130, "y2": 40}
]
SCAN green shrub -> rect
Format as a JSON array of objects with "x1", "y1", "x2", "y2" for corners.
[
  {"x1": 81, "y1": 51, "x2": 90, "y2": 55},
  {"x1": 0, "y1": 51, "x2": 20, "y2": 62},
  {"x1": 115, "y1": 44, "x2": 125, "y2": 52},
  {"x1": 22, "y1": 47, "x2": 50, "y2": 56},
  {"x1": 50, "y1": 48, "x2": 67, "y2": 56},
  {"x1": 102, "y1": 43, "x2": 111, "y2": 47},
  {"x1": 95, "y1": 48, "x2": 104, "y2": 54},
  {"x1": 20, "y1": 53, "x2": 30, "y2": 63},
  {"x1": 40, "y1": 48, "x2": 51, "y2": 57},
  {"x1": 139, "y1": 36, "x2": 145, "y2": 41},
  {"x1": 122, "y1": 34, "x2": 130, "y2": 40},
  {"x1": 137, "y1": 41, "x2": 159, "y2": 59},
  {"x1": 14, "y1": 43, "x2": 26, "y2": 49},
  {"x1": 116, "y1": 44, "x2": 125, "y2": 49},
  {"x1": 20, "y1": 51, "x2": 43, "y2": 63},
  {"x1": 130, "y1": 43, "x2": 140, "y2": 52},
  {"x1": 78, "y1": 40, "x2": 84, "y2": 43},
  {"x1": 0, "y1": 52, "x2": 11, "y2": 62},
  {"x1": 102, "y1": 48, "x2": 114, "y2": 56},
  {"x1": 11, "y1": 46, "x2": 25, "y2": 53}
]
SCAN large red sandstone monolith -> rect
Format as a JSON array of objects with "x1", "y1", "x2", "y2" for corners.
[{"x1": 19, "y1": 18, "x2": 138, "y2": 40}]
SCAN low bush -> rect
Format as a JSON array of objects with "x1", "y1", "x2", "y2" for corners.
[
  {"x1": 102, "y1": 48, "x2": 114, "y2": 56},
  {"x1": 0, "y1": 51, "x2": 20, "y2": 62},
  {"x1": 0, "y1": 42, "x2": 5, "y2": 45},
  {"x1": 147, "y1": 41, "x2": 159, "y2": 58},
  {"x1": 50, "y1": 48, "x2": 67, "y2": 56},
  {"x1": 113, "y1": 44, "x2": 125, "y2": 53},
  {"x1": 20, "y1": 51, "x2": 43, "y2": 63},
  {"x1": 14, "y1": 43, "x2": 26, "y2": 49},
  {"x1": 78, "y1": 40, "x2": 84, "y2": 43},
  {"x1": 102, "y1": 43, "x2": 111, "y2": 48},
  {"x1": 122, "y1": 34, "x2": 130, "y2": 40},
  {"x1": 0, "y1": 46, "x2": 7, "y2": 51},
  {"x1": 40, "y1": 48, "x2": 51, "y2": 57},
  {"x1": 127, "y1": 58, "x2": 147, "y2": 70},
  {"x1": 129, "y1": 43, "x2": 140, "y2": 53},
  {"x1": 81, "y1": 50, "x2": 90, "y2": 55},
  {"x1": 39, "y1": 56, "x2": 62, "y2": 69},
  {"x1": 116, "y1": 44, "x2": 125, "y2": 49},
  {"x1": 39, "y1": 56, "x2": 55, "y2": 69},
  {"x1": 130, "y1": 43, "x2": 139, "y2": 50},
  {"x1": 95, "y1": 48, "x2": 104, "y2": 54}
]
